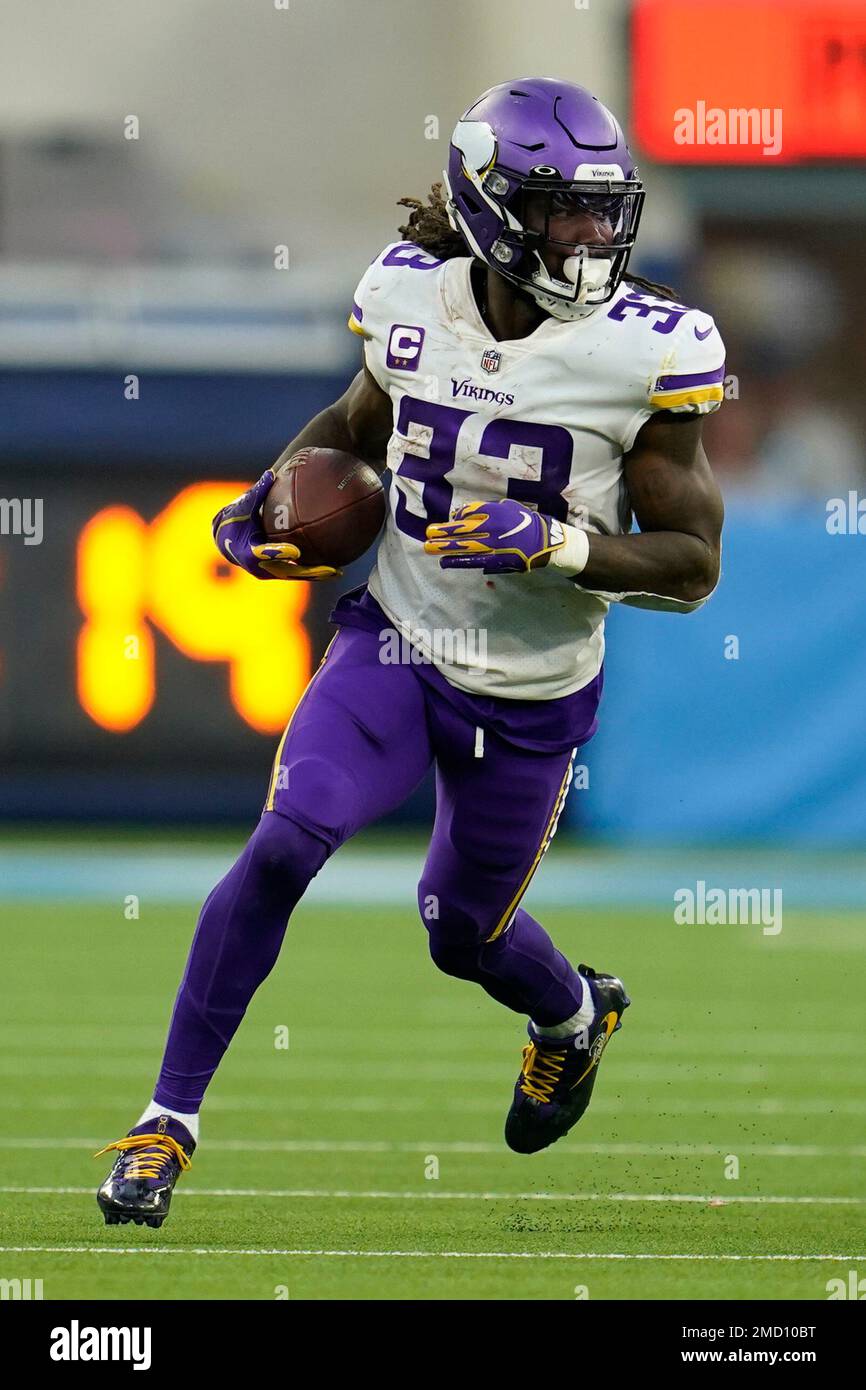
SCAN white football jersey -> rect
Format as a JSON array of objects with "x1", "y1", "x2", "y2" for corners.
[{"x1": 349, "y1": 241, "x2": 725, "y2": 701}]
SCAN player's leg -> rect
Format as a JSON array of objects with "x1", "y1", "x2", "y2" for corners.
[
  {"x1": 418, "y1": 708, "x2": 583, "y2": 1020},
  {"x1": 417, "y1": 703, "x2": 629, "y2": 1155},
  {"x1": 96, "y1": 627, "x2": 432, "y2": 1225}
]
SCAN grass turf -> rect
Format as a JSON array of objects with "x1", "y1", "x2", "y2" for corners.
[{"x1": 0, "y1": 889, "x2": 864, "y2": 1300}]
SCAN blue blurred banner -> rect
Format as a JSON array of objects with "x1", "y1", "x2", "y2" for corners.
[
  {"x1": 0, "y1": 369, "x2": 347, "y2": 466},
  {"x1": 580, "y1": 499, "x2": 866, "y2": 846}
]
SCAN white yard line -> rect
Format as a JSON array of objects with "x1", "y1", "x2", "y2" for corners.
[
  {"x1": 0, "y1": 1246, "x2": 863, "y2": 1262},
  {"x1": 1, "y1": 1185, "x2": 863, "y2": 1206},
  {"x1": 3, "y1": 1136, "x2": 865, "y2": 1158},
  {"x1": 16, "y1": 1094, "x2": 866, "y2": 1118}
]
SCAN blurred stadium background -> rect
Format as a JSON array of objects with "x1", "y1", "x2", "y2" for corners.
[
  {"x1": 1, "y1": 0, "x2": 865, "y2": 1300},
  {"x1": 2, "y1": 0, "x2": 866, "y2": 854}
]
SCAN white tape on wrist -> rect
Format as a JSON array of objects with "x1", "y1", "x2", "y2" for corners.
[{"x1": 550, "y1": 523, "x2": 590, "y2": 576}]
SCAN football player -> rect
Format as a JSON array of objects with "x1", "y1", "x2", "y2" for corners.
[{"x1": 96, "y1": 78, "x2": 724, "y2": 1227}]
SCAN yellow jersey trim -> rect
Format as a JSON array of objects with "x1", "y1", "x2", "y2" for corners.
[{"x1": 650, "y1": 384, "x2": 724, "y2": 410}]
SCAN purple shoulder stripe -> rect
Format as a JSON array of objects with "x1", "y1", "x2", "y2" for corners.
[{"x1": 655, "y1": 363, "x2": 726, "y2": 391}]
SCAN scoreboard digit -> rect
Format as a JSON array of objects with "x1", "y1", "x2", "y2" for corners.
[{"x1": 76, "y1": 482, "x2": 312, "y2": 736}]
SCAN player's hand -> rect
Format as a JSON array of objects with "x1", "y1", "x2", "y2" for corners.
[
  {"x1": 212, "y1": 471, "x2": 340, "y2": 580},
  {"x1": 424, "y1": 499, "x2": 566, "y2": 574}
]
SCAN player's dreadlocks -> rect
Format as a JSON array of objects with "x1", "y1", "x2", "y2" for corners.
[
  {"x1": 398, "y1": 182, "x2": 680, "y2": 302},
  {"x1": 397, "y1": 184, "x2": 466, "y2": 259}
]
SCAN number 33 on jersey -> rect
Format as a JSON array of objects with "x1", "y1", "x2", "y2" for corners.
[{"x1": 347, "y1": 240, "x2": 726, "y2": 702}]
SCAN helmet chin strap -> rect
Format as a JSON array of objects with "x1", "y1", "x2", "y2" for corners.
[
  {"x1": 525, "y1": 250, "x2": 614, "y2": 321},
  {"x1": 529, "y1": 292, "x2": 598, "y2": 322}
]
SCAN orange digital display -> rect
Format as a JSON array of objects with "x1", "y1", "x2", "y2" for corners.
[
  {"x1": 76, "y1": 483, "x2": 312, "y2": 735},
  {"x1": 632, "y1": 0, "x2": 866, "y2": 163}
]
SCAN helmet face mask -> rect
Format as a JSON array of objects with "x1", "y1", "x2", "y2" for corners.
[
  {"x1": 508, "y1": 176, "x2": 644, "y2": 313},
  {"x1": 444, "y1": 79, "x2": 645, "y2": 320}
]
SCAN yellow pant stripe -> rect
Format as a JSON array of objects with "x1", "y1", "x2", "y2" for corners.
[
  {"x1": 485, "y1": 752, "x2": 575, "y2": 943},
  {"x1": 264, "y1": 634, "x2": 337, "y2": 812}
]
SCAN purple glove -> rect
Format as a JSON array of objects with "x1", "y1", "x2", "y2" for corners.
[
  {"x1": 424, "y1": 499, "x2": 566, "y2": 574},
  {"x1": 212, "y1": 470, "x2": 338, "y2": 580}
]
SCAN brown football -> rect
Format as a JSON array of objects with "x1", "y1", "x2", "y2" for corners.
[{"x1": 261, "y1": 447, "x2": 386, "y2": 568}]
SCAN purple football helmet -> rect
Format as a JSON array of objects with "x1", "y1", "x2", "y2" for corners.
[{"x1": 444, "y1": 77, "x2": 644, "y2": 319}]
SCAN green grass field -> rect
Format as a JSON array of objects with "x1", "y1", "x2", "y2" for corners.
[{"x1": 1, "y1": 886, "x2": 864, "y2": 1301}]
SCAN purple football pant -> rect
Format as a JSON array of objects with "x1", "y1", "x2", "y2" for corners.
[{"x1": 154, "y1": 626, "x2": 584, "y2": 1112}]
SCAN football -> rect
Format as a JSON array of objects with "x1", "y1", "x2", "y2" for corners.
[{"x1": 261, "y1": 447, "x2": 386, "y2": 568}]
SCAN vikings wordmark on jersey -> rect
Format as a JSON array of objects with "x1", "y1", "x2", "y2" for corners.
[{"x1": 348, "y1": 241, "x2": 725, "y2": 701}]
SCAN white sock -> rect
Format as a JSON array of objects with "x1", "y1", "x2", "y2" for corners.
[
  {"x1": 533, "y1": 979, "x2": 595, "y2": 1039},
  {"x1": 136, "y1": 1099, "x2": 200, "y2": 1143}
]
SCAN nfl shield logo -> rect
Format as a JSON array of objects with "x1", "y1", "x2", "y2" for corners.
[{"x1": 480, "y1": 347, "x2": 501, "y2": 375}]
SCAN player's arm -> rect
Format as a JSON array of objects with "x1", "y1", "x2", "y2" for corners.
[
  {"x1": 212, "y1": 366, "x2": 392, "y2": 580},
  {"x1": 576, "y1": 413, "x2": 723, "y2": 603},
  {"x1": 272, "y1": 364, "x2": 393, "y2": 476},
  {"x1": 426, "y1": 414, "x2": 723, "y2": 607}
]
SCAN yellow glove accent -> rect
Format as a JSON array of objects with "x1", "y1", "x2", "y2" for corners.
[
  {"x1": 250, "y1": 542, "x2": 341, "y2": 581},
  {"x1": 424, "y1": 503, "x2": 492, "y2": 555}
]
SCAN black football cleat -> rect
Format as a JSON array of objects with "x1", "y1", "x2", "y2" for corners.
[
  {"x1": 95, "y1": 1115, "x2": 195, "y2": 1228},
  {"x1": 505, "y1": 964, "x2": 630, "y2": 1155}
]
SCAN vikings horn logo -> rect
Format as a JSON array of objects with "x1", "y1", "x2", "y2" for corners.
[{"x1": 452, "y1": 119, "x2": 497, "y2": 177}]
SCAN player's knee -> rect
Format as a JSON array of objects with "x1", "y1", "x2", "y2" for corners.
[
  {"x1": 246, "y1": 811, "x2": 327, "y2": 899},
  {"x1": 427, "y1": 931, "x2": 481, "y2": 982},
  {"x1": 417, "y1": 878, "x2": 498, "y2": 945},
  {"x1": 419, "y1": 881, "x2": 488, "y2": 980}
]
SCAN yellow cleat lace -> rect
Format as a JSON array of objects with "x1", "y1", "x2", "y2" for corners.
[
  {"x1": 93, "y1": 1133, "x2": 192, "y2": 1181},
  {"x1": 518, "y1": 1042, "x2": 567, "y2": 1103}
]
